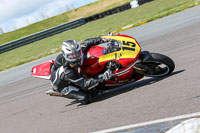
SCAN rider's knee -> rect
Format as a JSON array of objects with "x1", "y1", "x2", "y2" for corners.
[{"x1": 60, "y1": 86, "x2": 79, "y2": 95}]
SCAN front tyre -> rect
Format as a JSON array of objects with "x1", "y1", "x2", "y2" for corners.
[{"x1": 139, "y1": 53, "x2": 175, "y2": 77}]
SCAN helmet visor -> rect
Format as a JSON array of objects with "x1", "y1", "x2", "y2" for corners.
[
  {"x1": 63, "y1": 49, "x2": 82, "y2": 63},
  {"x1": 67, "y1": 51, "x2": 81, "y2": 60}
]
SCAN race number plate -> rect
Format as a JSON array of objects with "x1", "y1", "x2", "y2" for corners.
[{"x1": 99, "y1": 36, "x2": 141, "y2": 63}]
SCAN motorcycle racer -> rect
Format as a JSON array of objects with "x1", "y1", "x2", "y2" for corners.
[
  {"x1": 48, "y1": 37, "x2": 112, "y2": 104},
  {"x1": 31, "y1": 33, "x2": 175, "y2": 106}
]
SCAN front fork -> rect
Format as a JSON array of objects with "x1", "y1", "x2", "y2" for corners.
[
  {"x1": 133, "y1": 66, "x2": 144, "y2": 75},
  {"x1": 133, "y1": 51, "x2": 152, "y2": 75}
]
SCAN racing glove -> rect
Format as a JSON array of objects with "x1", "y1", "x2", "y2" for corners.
[
  {"x1": 98, "y1": 69, "x2": 112, "y2": 83},
  {"x1": 103, "y1": 69, "x2": 112, "y2": 80},
  {"x1": 102, "y1": 38, "x2": 113, "y2": 43}
]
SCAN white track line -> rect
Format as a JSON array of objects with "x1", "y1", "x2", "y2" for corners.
[{"x1": 92, "y1": 112, "x2": 200, "y2": 133}]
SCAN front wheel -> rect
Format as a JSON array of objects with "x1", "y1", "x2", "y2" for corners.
[{"x1": 136, "y1": 53, "x2": 175, "y2": 77}]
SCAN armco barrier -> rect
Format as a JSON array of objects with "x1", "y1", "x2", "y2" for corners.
[
  {"x1": 85, "y1": 3, "x2": 131, "y2": 22},
  {"x1": 0, "y1": 18, "x2": 86, "y2": 54},
  {"x1": 137, "y1": 0, "x2": 153, "y2": 5}
]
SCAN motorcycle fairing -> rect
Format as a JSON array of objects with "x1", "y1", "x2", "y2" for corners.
[
  {"x1": 81, "y1": 35, "x2": 142, "y2": 84},
  {"x1": 87, "y1": 45, "x2": 104, "y2": 58},
  {"x1": 99, "y1": 35, "x2": 141, "y2": 64},
  {"x1": 81, "y1": 55, "x2": 106, "y2": 78},
  {"x1": 31, "y1": 60, "x2": 54, "y2": 79},
  {"x1": 98, "y1": 35, "x2": 141, "y2": 85}
]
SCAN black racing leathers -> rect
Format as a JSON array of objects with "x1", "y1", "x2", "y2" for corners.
[{"x1": 50, "y1": 37, "x2": 104, "y2": 92}]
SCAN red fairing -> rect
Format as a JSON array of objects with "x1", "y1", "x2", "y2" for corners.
[
  {"x1": 80, "y1": 46, "x2": 106, "y2": 78},
  {"x1": 87, "y1": 45, "x2": 104, "y2": 58},
  {"x1": 105, "y1": 59, "x2": 135, "y2": 86},
  {"x1": 81, "y1": 35, "x2": 141, "y2": 81},
  {"x1": 31, "y1": 60, "x2": 54, "y2": 79},
  {"x1": 81, "y1": 56, "x2": 106, "y2": 78}
]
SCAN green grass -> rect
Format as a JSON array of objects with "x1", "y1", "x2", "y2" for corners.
[{"x1": 0, "y1": 0, "x2": 200, "y2": 71}]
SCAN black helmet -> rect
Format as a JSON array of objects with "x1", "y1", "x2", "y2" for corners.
[{"x1": 62, "y1": 40, "x2": 82, "y2": 67}]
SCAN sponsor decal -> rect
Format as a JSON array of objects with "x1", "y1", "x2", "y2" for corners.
[{"x1": 70, "y1": 44, "x2": 76, "y2": 48}]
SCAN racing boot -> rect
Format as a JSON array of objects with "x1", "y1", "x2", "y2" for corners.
[
  {"x1": 61, "y1": 86, "x2": 89, "y2": 104},
  {"x1": 46, "y1": 89, "x2": 61, "y2": 96}
]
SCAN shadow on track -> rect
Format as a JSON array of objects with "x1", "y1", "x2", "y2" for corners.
[
  {"x1": 93, "y1": 69, "x2": 185, "y2": 104},
  {"x1": 64, "y1": 69, "x2": 185, "y2": 107}
]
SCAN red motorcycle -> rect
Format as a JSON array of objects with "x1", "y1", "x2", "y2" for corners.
[{"x1": 31, "y1": 34, "x2": 175, "y2": 98}]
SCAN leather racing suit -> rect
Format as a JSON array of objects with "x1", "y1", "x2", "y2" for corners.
[{"x1": 50, "y1": 37, "x2": 106, "y2": 103}]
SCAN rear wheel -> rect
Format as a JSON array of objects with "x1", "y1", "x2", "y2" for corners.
[{"x1": 136, "y1": 53, "x2": 175, "y2": 77}]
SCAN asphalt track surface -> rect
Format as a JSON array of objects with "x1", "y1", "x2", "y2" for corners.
[{"x1": 0, "y1": 5, "x2": 200, "y2": 133}]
